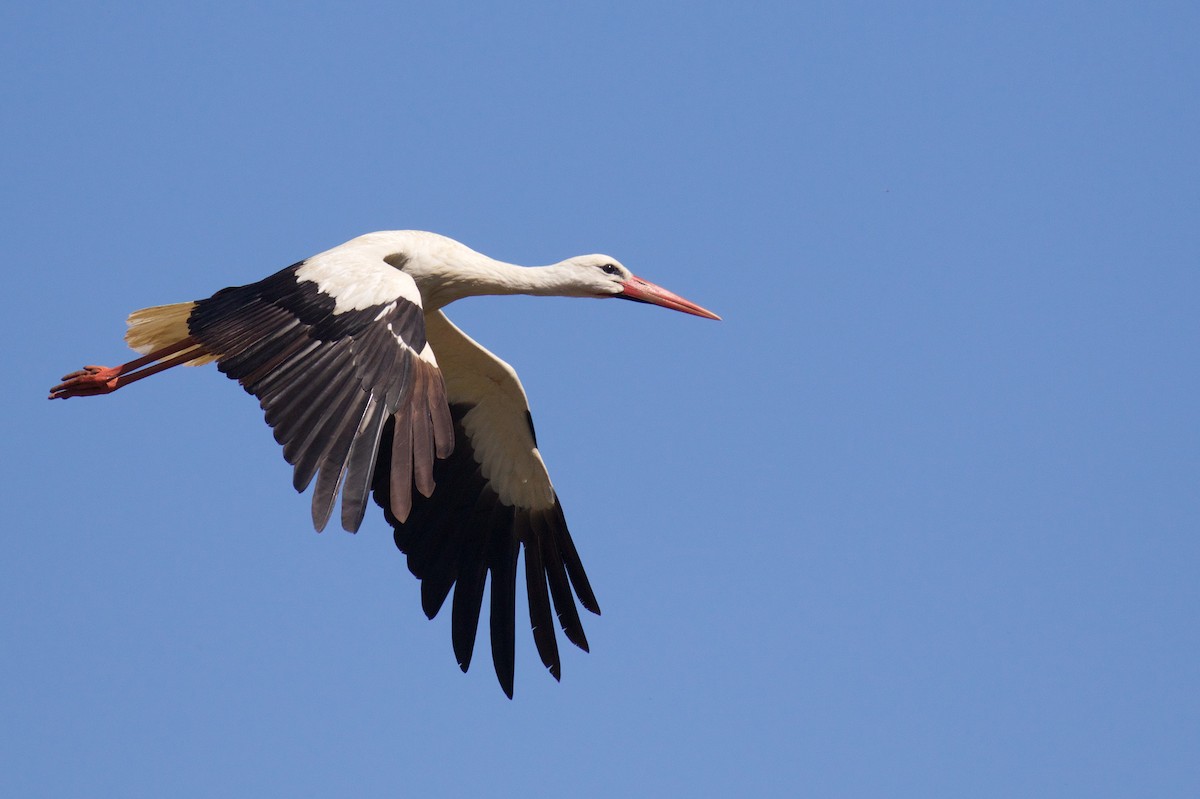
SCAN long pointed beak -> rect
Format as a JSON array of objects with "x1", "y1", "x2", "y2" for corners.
[{"x1": 618, "y1": 276, "x2": 721, "y2": 320}]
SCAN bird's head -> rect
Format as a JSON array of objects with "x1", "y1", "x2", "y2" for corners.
[{"x1": 562, "y1": 255, "x2": 721, "y2": 320}]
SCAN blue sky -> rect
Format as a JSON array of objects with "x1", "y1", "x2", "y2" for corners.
[{"x1": 3, "y1": 2, "x2": 1198, "y2": 796}]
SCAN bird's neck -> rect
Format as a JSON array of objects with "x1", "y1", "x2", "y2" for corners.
[{"x1": 420, "y1": 258, "x2": 586, "y2": 309}]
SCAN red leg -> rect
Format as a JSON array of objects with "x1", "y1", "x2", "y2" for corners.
[{"x1": 49, "y1": 337, "x2": 209, "y2": 399}]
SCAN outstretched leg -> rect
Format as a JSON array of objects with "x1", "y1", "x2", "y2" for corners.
[{"x1": 49, "y1": 337, "x2": 210, "y2": 399}]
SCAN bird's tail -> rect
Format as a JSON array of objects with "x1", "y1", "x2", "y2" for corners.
[{"x1": 124, "y1": 302, "x2": 217, "y2": 366}]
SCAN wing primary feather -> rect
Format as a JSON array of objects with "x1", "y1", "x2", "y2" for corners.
[
  {"x1": 409, "y1": 366, "x2": 436, "y2": 498},
  {"x1": 290, "y1": 372, "x2": 364, "y2": 495},
  {"x1": 217, "y1": 315, "x2": 301, "y2": 377},
  {"x1": 550, "y1": 502, "x2": 601, "y2": 615},
  {"x1": 418, "y1": 502, "x2": 466, "y2": 618},
  {"x1": 383, "y1": 348, "x2": 414, "y2": 409},
  {"x1": 521, "y1": 513, "x2": 562, "y2": 679},
  {"x1": 254, "y1": 329, "x2": 345, "y2": 403},
  {"x1": 388, "y1": 410, "x2": 415, "y2": 523},
  {"x1": 339, "y1": 399, "x2": 387, "y2": 533},
  {"x1": 426, "y1": 370, "x2": 455, "y2": 459},
  {"x1": 450, "y1": 497, "x2": 503, "y2": 672},
  {"x1": 534, "y1": 509, "x2": 590, "y2": 652},
  {"x1": 310, "y1": 388, "x2": 372, "y2": 532},
  {"x1": 489, "y1": 532, "x2": 520, "y2": 698},
  {"x1": 240, "y1": 334, "x2": 319, "y2": 392},
  {"x1": 418, "y1": 484, "x2": 475, "y2": 619},
  {"x1": 273, "y1": 347, "x2": 357, "y2": 464},
  {"x1": 200, "y1": 302, "x2": 289, "y2": 355},
  {"x1": 266, "y1": 340, "x2": 352, "y2": 425},
  {"x1": 352, "y1": 322, "x2": 398, "y2": 389}
]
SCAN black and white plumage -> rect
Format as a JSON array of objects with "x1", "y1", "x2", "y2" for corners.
[{"x1": 50, "y1": 230, "x2": 719, "y2": 697}]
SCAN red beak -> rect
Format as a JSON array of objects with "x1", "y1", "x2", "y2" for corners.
[{"x1": 618, "y1": 276, "x2": 721, "y2": 320}]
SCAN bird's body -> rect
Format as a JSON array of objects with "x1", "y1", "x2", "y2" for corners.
[{"x1": 50, "y1": 230, "x2": 718, "y2": 697}]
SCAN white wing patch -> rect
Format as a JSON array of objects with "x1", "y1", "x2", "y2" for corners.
[
  {"x1": 296, "y1": 241, "x2": 422, "y2": 314},
  {"x1": 424, "y1": 310, "x2": 556, "y2": 511}
]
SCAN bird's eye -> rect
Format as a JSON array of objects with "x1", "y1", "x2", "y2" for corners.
[{"x1": 600, "y1": 263, "x2": 621, "y2": 276}]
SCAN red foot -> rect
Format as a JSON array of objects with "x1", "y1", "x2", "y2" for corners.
[{"x1": 49, "y1": 365, "x2": 122, "y2": 399}]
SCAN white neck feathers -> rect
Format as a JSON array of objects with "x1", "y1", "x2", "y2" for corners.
[{"x1": 323, "y1": 231, "x2": 600, "y2": 311}]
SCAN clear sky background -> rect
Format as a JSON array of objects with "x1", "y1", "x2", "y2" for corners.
[{"x1": 3, "y1": 2, "x2": 1197, "y2": 796}]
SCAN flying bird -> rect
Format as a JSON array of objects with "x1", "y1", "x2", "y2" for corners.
[{"x1": 49, "y1": 230, "x2": 719, "y2": 697}]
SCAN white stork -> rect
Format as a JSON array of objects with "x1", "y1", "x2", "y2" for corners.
[{"x1": 49, "y1": 230, "x2": 719, "y2": 697}]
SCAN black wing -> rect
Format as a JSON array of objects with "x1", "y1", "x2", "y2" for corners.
[
  {"x1": 188, "y1": 262, "x2": 453, "y2": 532},
  {"x1": 372, "y1": 311, "x2": 600, "y2": 698}
]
